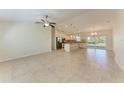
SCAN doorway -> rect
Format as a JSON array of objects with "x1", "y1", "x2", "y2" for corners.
[{"x1": 87, "y1": 35, "x2": 106, "y2": 49}]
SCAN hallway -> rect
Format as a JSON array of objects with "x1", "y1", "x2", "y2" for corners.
[{"x1": 0, "y1": 49, "x2": 124, "y2": 83}]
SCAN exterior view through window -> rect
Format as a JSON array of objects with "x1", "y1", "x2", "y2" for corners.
[{"x1": 87, "y1": 36, "x2": 106, "y2": 49}]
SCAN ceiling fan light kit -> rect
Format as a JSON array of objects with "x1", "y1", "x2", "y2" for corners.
[{"x1": 44, "y1": 23, "x2": 49, "y2": 27}]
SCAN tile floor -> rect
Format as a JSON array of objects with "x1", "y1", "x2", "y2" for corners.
[{"x1": 0, "y1": 48, "x2": 124, "y2": 83}]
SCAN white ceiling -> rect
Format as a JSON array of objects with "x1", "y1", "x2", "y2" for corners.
[
  {"x1": 57, "y1": 10, "x2": 116, "y2": 34},
  {"x1": 0, "y1": 9, "x2": 86, "y2": 22},
  {"x1": 0, "y1": 9, "x2": 117, "y2": 33}
]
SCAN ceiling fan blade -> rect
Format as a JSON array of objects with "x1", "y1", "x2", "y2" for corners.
[
  {"x1": 35, "y1": 21, "x2": 42, "y2": 24},
  {"x1": 45, "y1": 15, "x2": 48, "y2": 18},
  {"x1": 41, "y1": 19, "x2": 45, "y2": 23},
  {"x1": 50, "y1": 24, "x2": 55, "y2": 27},
  {"x1": 50, "y1": 22, "x2": 56, "y2": 24},
  {"x1": 43, "y1": 25, "x2": 46, "y2": 27}
]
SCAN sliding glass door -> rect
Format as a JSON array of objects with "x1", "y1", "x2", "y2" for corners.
[{"x1": 87, "y1": 35, "x2": 106, "y2": 49}]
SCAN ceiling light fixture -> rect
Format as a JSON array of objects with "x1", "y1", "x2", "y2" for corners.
[
  {"x1": 91, "y1": 32, "x2": 97, "y2": 36},
  {"x1": 65, "y1": 25, "x2": 68, "y2": 28},
  {"x1": 91, "y1": 26, "x2": 97, "y2": 36},
  {"x1": 106, "y1": 20, "x2": 110, "y2": 23},
  {"x1": 44, "y1": 23, "x2": 49, "y2": 26}
]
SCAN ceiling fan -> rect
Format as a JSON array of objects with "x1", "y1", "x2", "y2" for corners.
[{"x1": 35, "y1": 15, "x2": 56, "y2": 27}]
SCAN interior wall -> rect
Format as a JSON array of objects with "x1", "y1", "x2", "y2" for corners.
[
  {"x1": 0, "y1": 22, "x2": 51, "y2": 62},
  {"x1": 113, "y1": 10, "x2": 124, "y2": 71},
  {"x1": 51, "y1": 27, "x2": 56, "y2": 50}
]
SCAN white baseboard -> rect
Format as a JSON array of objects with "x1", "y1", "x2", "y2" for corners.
[
  {"x1": 114, "y1": 55, "x2": 124, "y2": 72},
  {"x1": 0, "y1": 50, "x2": 52, "y2": 63}
]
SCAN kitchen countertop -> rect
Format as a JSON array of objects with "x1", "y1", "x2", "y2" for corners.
[{"x1": 64, "y1": 42, "x2": 86, "y2": 44}]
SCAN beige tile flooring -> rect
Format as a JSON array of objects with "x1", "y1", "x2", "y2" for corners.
[{"x1": 0, "y1": 48, "x2": 124, "y2": 83}]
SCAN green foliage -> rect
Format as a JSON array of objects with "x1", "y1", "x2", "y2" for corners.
[
  {"x1": 87, "y1": 36, "x2": 106, "y2": 44},
  {"x1": 87, "y1": 36, "x2": 106, "y2": 48}
]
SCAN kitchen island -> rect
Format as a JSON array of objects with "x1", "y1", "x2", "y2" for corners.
[{"x1": 64, "y1": 42, "x2": 86, "y2": 52}]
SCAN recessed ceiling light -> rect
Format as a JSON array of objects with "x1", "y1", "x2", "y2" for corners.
[
  {"x1": 106, "y1": 20, "x2": 110, "y2": 23},
  {"x1": 65, "y1": 25, "x2": 68, "y2": 28}
]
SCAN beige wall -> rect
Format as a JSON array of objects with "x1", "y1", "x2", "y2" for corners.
[
  {"x1": 113, "y1": 11, "x2": 124, "y2": 71},
  {"x1": 0, "y1": 22, "x2": 51, "y2": 62}
]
